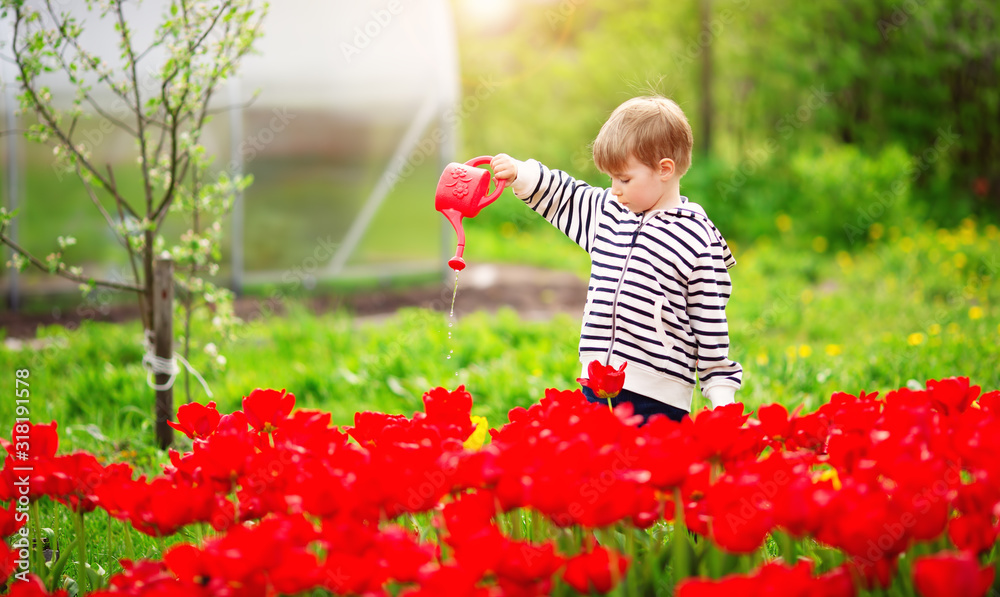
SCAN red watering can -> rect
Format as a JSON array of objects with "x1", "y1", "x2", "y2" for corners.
[{"x1": 435, "y1": 155, "x2": 508, "y2": 271}]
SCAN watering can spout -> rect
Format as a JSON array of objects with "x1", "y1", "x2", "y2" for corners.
[{"x1": 442, "y1": 208, "x2": 467, "y2": 271}]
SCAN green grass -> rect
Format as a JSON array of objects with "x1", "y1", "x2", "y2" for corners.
[{"x1": 3, "y1": 215, "x2": 998, "y2": 457}]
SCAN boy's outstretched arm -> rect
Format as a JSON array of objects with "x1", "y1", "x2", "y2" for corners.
[
  {"x1": 687, "y1": 248, "x2": 743, "y2": 408},
  {"x1": 491, "y1": 153, "x2": 606, "y2": 252}
]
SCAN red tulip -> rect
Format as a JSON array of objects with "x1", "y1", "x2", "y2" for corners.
[
  {"x1": 100, "y1": 558, "x2": 196, "y2": 596},
  {"x1": 167, "y1": 400, "x2": 221, "y2": 439},
  {"x1": 577, "y1": 360, "x2": 627, "y2": 399},
  {"x1": 926, "y1": 377, "x2": 980, "y2": 415},
  {"x1": 0, "y1": 541, "x2": 16, "y2": 587},
  {"x1": 124, "y1": 478, "x2": 219, "y2": 537},
  {"x1": 5, "y1": 575, "x2": 69, "y2": 597},
  {"x1": 757, "y1": 402, "x2": 790, "y2": 442},
  {"x1": 0, "y1": 502, "x2": 25, "y2": 538},
  {"x1": 947, "y1": 514, "x2": 998, "y2": 554},
  {"x1": 976, "y1": 389, "x2": 1000, "y2": 412},
  {"x1": 913, "y1": 552, "x2": 995, "y2": 597},
  {"x1": 422, "y1": 385, "x2": 475, "y2": 436},
  {"x1": 562, "y1": 545, "x2": 630, "y2": 594},
  {"x1": 846, "y1": 554, "x2": 896, "y2": 591},
  {"x1": 242, "y1": 388, "x2": 295, "y2": 433},
  {"x1": 5, "y1": 421, "x2": 58, "y2": 461}
]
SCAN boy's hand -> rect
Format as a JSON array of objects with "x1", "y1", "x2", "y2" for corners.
[{"x1": 491, "y1": 154, "x2": 519, "y2": 183}]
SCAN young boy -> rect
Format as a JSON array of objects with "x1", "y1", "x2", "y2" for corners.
[{"x1": 491, "y1": 96, "x2": 742, "y2": 424}]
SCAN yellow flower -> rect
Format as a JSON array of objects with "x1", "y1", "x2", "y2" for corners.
[
  {"x1": 798, "y1": 344, "x2": 812, "y2": 358},
  {"x1": 869, "y1": 223, "x2": 884, "y2": 240},
  {"x1": 959, "y1": 228, "x2": 976, "y2": 246},
  {"x1": 952, "y1": 253, "x2": 967, "y2": 269},
  {"x1": 986, "y1": 224, "x2": 998, "y2": 240},
  {"x1": 947, "y1": 323, "x2": 961, "y2": 334},
  {"x1": 907, "y1": 333, "x2": 925, "y2": 346},
  {"x1": 776, "y1": 214, "x2": 792, "y2": 232},
  {"x1": 814, "y1": 468, "x2": 842, "y2": 491},
  {"x1": 500, "y1": 222, "x2": 517, "y2": 239},
  {"x1": 464, "y1": 416, "x2": 489, "y2": 451},
  {"x1": 812, "y1": 236, "x2": 828, "y2": 253},
  {"x1": 801, "y1": 289, "x2": 814, "y2": 305},
  {"x1": 756, "y1": 352, "x2": 769, "y2": 366},
  {"x1": 836, "y1": 251, "x2": 853, "y2": 270},
  {"x1": 928, "y1": 323, "x2": 942, "y2": 336},
  {"x1": 899, "y1": 237, "x2": 915, "y2": 253},
  {"x1": 969, "y1": 306, "x2": 984, "y2": 320},
  {"x1": 825, "y1": 344, "x2": 843, "y2": 356},
  {"x1": 785, "y1": 345, "x2": 798, "y2": 361}
]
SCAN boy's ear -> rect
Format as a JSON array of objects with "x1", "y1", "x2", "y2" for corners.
[{"x1": 657, "y1": 158, "x2": 676, "y2": 179}]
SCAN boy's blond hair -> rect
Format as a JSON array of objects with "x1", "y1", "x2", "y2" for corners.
[{"x1": 592, "y1": 96, "x2": 694, "y2": 178}]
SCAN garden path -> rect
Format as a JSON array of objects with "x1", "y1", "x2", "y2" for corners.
[{"x1": 1, "y1": 264, "x2": 588, "y2": 343}]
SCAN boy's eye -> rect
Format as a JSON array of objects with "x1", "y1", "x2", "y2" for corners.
[{"x1": 619, "y1": 179, "x2": 630, "y2": 184}]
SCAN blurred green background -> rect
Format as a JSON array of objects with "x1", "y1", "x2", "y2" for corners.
[{"x1": 456, "y1": 0, "x2": 998, "y2": 250}]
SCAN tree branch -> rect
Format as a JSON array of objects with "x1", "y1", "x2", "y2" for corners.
[
  {"x1": 153, "y1": 8, "x2": 264, "y2": 226},
  {"x1": 114, "y1": 0, "x2": 154, "y2": 213},
  {"x1": 204, "y1": 88, "x2": 260, "y2": 116},
  {"x1": 107, "y1": 163, "x2": 148, "y2": 320},
  {"x1": 0, "y1": 233, "x2": 144, "y2": 293},
  {"x1": 73, "y1": 159, "x2": 126, "y2": 248},
  {"x1": 41, "y1": 1, "x2": 135, "y2": 113},
  {"x1": 10, "y1": 6, "x2": 125, "y2": 217}
]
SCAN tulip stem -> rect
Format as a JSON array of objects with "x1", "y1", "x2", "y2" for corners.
[
  {"x1": 530, "y1": 509, "x2": 542, "y2": 542},
  {"x1": 672, "y1": 488, "x2": 689, "y2": 587},
  {"x1": 511, "y1": 510, "x2": 523, "y2": 540},
  {"x1": 625, "y1": 525, "x2": 638, "y2": 595},
  {"x1": 74, "y1": 509, "x2": 88, "y2": 594},
  {"x1": 106, "y1": 510, "x2": 112, "y2": 580},
  {"x1": 30, "y1": 501, "x2": 43, "y2": 583},
  {"x1": 776, "y1": 530, "x2": 794, "y2": 563},
  {"x1": 123, "y1": 520, "x2": 135, "y2": 560}
]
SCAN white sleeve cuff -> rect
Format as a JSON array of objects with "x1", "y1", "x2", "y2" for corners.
[
  {"x1": 704, "y1": 385, "x2": 737, "y2": 409},
  {"x1": 510, "y1": 159, "x2": 541, "y2": 200}
]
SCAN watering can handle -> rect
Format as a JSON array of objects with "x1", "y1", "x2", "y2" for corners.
[{"x1": 465, "y1": 155, "x2": 509, "y2": 204}]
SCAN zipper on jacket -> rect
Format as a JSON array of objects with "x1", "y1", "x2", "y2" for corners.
[{"x1": 604, "y1": 215, "x2": 647, "y2": 366}]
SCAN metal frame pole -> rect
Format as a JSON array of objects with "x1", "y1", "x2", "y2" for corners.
[
  {"x1": 228, "y1": 77, "x2": 245, "y2": 296},
  {"x1": 3, "y1": 37, "x2": 21, "y2": 311}
]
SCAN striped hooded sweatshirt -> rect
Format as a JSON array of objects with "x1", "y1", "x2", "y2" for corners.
[{"x1": 511, "y1": 159, "x2": 743, "y2": 411}]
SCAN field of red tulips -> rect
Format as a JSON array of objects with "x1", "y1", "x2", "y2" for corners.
[{"x1": 3, "y1": 375, "x2": 1000, "y2": 596}]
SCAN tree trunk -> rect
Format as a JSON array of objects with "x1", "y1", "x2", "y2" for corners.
[{"x1": 154, "y1": 258, "x2": 174, "y2": 449}]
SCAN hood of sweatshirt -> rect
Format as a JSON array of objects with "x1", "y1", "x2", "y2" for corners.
[{"x1": 654, "y1": 197, "x2": 737, "y2": 270}]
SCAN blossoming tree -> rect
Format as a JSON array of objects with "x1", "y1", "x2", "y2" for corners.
[{"x1": 0, "y1": 0, "x2": 267, "y2": 447}]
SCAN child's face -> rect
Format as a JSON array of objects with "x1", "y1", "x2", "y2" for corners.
[{"x1": 606, "y1": 155, "x2": 675, "y2": 214}]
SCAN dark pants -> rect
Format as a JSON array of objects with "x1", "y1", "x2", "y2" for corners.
[{"x1": 582, "y1": 387, "x2": 689, "y2": 425}]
